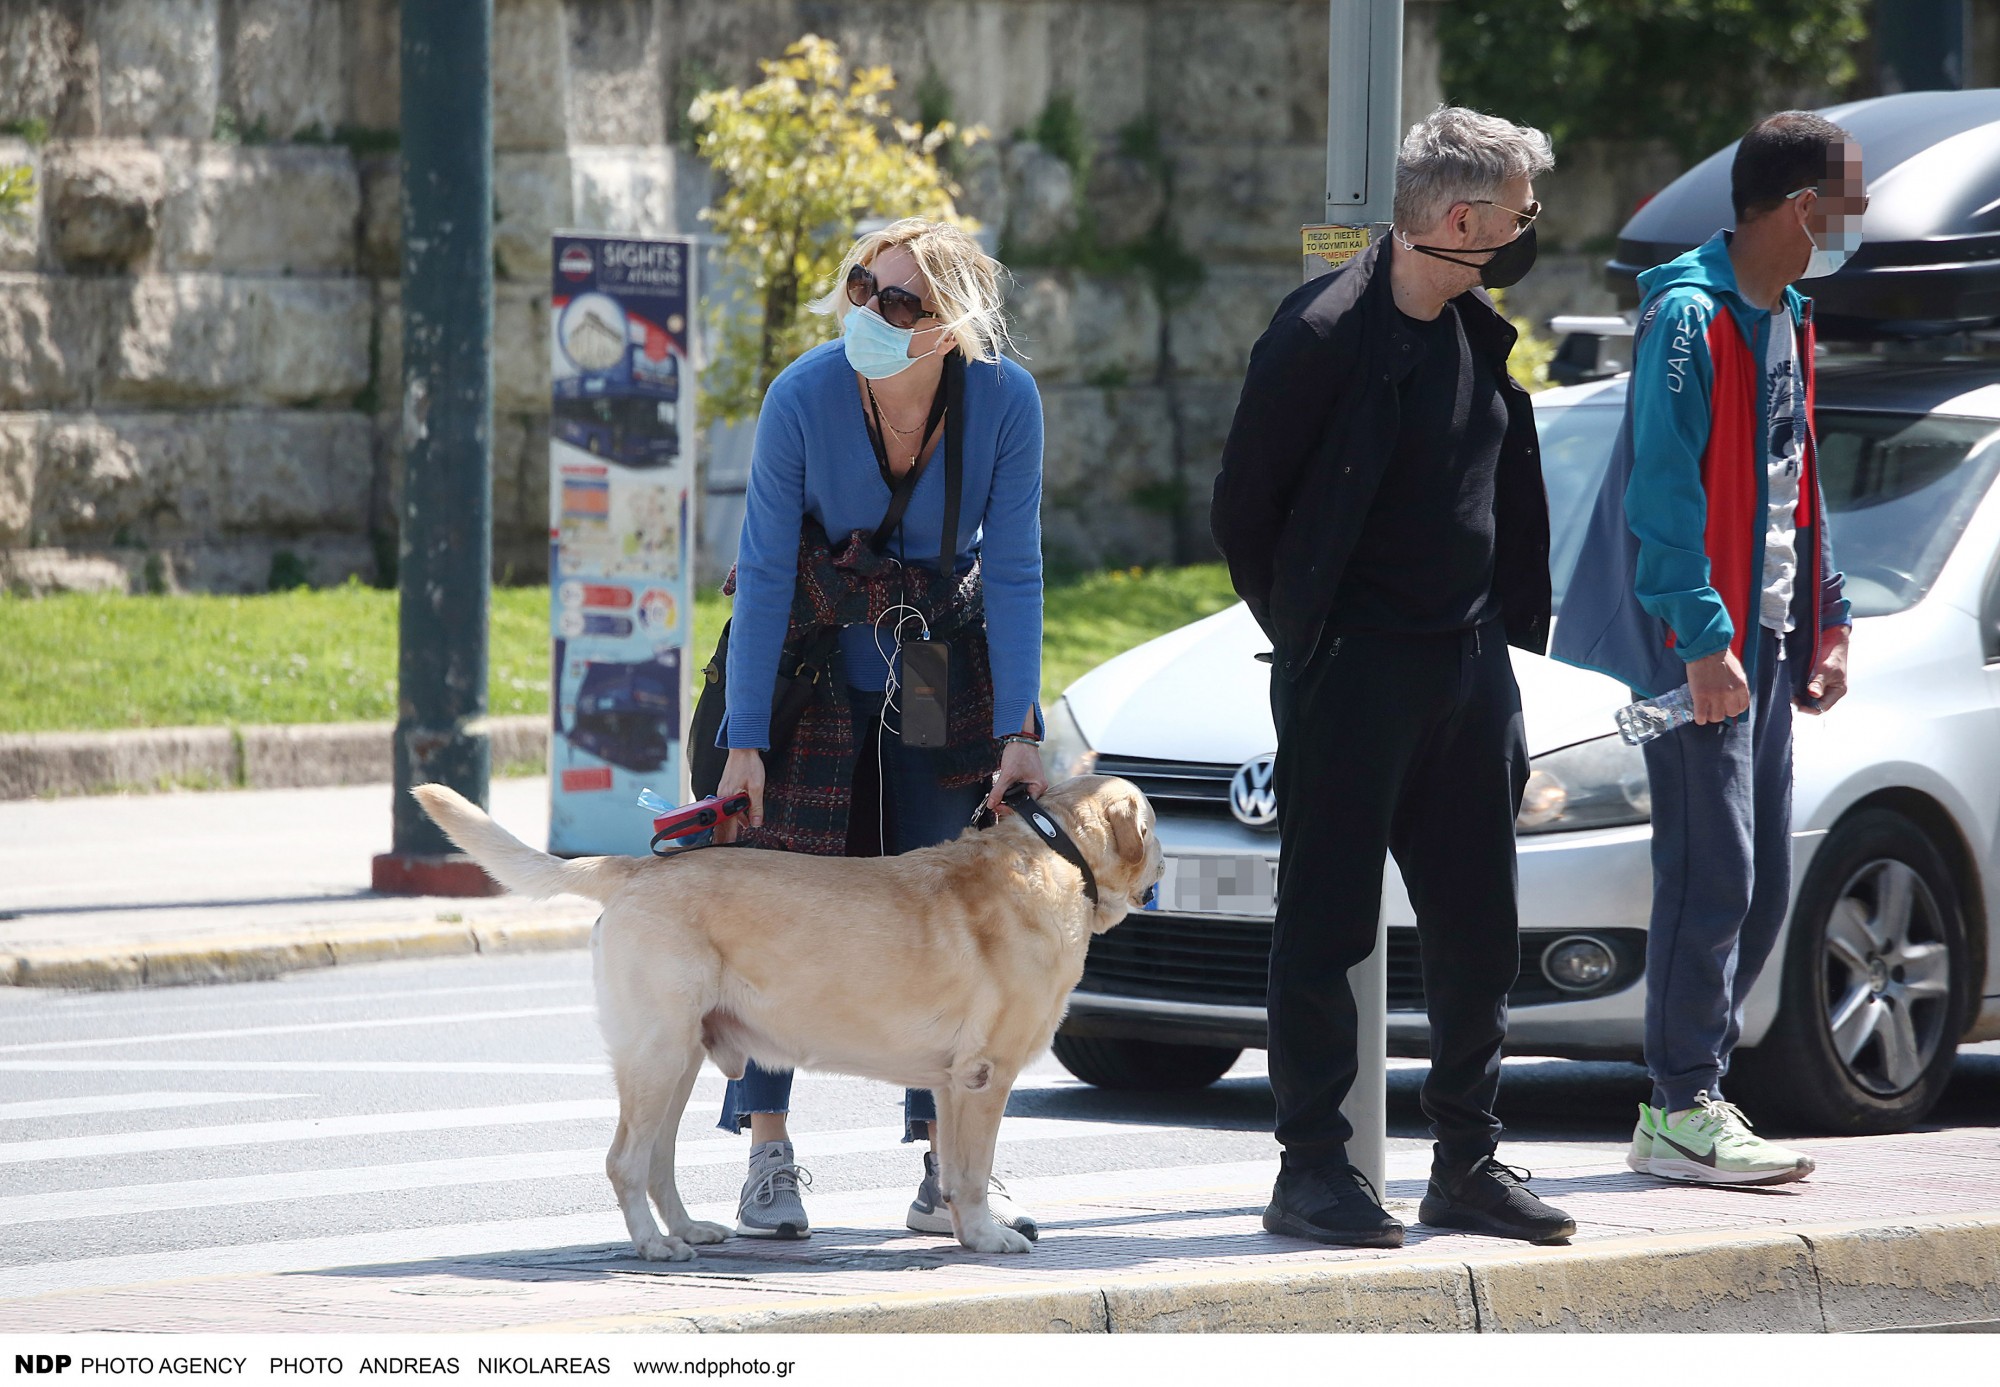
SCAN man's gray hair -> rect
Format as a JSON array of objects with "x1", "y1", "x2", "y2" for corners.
[{"x1": 1394, "y1": 106, "x2": 1555, "y2": 231}]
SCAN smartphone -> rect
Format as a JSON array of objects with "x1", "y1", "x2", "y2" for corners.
[{"x1": 900, "y1": 639, "x2": 951, "y2": 748}]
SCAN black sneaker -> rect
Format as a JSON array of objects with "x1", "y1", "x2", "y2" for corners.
[
  {"x1": 1262, "y1": 1157, "x2": 1404, "y2": 1248},
  {"x1": 1418, "y1": 1154, "x2": 1576, "y2": 1244}
]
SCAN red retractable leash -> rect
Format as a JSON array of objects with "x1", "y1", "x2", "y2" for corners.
[{"x1": 643, "y1": 792, "x2": 753, "y2": 856}]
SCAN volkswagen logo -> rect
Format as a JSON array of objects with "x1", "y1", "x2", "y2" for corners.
[{"x1": 1230, "y1": 754, "x2": 1278, "y2": 829}]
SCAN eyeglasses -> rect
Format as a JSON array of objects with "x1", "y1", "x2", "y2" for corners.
[
  {"x1": 1786, "y1": 186, "x2": 1871, "y2": 214},
  {"x1": 846, "y1": 263, "x2": 938, "y2": 331},
  {"x1": 1473, "y1": 198, "x2": 1541, "y2": 233}
]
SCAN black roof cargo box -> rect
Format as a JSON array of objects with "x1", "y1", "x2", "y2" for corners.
[{"x1": 1605, "y1": 90, "x2": 2000, "y2": 340}]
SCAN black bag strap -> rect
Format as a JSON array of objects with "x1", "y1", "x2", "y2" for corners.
[
  {"x1": 864, "y1": 351, "x2": 965, "y2": 567},
  {"x1": 866, "y1": 425, "x2": 931, "y2": 551},
  {"x1": 938, "y1": 351, "x2": 964, "y2": 580},
  {"x1": 768, "y1": 625, "x2": 841, "y2": 749},
  {"x1": 701, "y1": 618, "x2": 731, "y2": 678}
]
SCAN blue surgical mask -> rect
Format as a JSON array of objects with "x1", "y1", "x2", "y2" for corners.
[{"x1": 842, "y1": 305, "x2": 934, "y2": 380}]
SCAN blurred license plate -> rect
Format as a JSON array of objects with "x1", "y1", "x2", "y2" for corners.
[{"x1": 1158, "y1": 854, "x2": 1279, "y2": 917}]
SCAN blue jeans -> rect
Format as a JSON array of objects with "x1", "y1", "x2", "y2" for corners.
[
  {"x1": 717, "y1": 685, "x2": 986, "y2": 1142},
  {"x1": 1640, "y1": 625, "x2": 1795, "y2": 1113}
]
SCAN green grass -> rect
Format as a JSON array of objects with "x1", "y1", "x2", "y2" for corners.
[
  {"x1": 1040, "y1": 564, "x2": 1238, "y2": 700},
  {"x1": 0, "y1": 566, "x2": 1239, "y2": 734}
]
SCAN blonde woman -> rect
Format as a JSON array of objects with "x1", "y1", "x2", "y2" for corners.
[{"x1": 710, "y1": 219, "x2": 1047, "y2": 1241}]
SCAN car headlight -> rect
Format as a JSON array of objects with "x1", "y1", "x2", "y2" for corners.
[
  {"x1": 1516, "y1": 734, "x2": 1651, "y2": 835},
  {"x1": 1040, "y1": 695, "x2": 1098, "y2": 784}
]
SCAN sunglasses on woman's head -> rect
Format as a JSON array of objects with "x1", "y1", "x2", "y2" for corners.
[{"x1": 847, "y1": 263, "x2": 938, "y2": 331}]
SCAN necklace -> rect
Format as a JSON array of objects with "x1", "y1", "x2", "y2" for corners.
[
  {"x1": 866, "y1": 381, "x2": 929, "y2": 438},
  {"x1": 865, "y1": 379, "x2": 946, "y2": 473}
]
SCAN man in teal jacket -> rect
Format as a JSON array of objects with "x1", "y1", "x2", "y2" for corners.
[{"x1": 1553, "y1": 112, "x2": 1859, "y2": 1184}]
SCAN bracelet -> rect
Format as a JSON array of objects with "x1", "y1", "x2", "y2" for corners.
[{"x1": 998, "y1": 732, "x2": 1041, "y2": 748}]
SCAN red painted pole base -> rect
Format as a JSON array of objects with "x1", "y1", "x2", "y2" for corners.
[{"x1": 370, "y1": 852, "x2": 504, "y2": 897}]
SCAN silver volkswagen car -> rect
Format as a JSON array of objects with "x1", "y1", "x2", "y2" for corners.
[{"x1": 1043, "y1": 359, "x2": 2000, "y2": 1134}]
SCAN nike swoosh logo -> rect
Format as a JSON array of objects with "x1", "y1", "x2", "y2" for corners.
[{"x1": 1655, "y1": 1131, "x2": 1718, "y2": 1167}]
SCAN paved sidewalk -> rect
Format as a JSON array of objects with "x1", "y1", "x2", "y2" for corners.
[
  {"x1": 3, "y1": 1129, "x2": 1997, "y2": 1333},
  {"x1": 3, "y1": 781, "x2": 1997, "y2": 1333},
  {"x1": 0, "y1": 779, "x2": 596, "y2": 989}
]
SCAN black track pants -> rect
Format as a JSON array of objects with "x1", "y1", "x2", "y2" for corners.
[{"x1": 1266, "y1": 619, "x2": 1530, "y2": 1165}]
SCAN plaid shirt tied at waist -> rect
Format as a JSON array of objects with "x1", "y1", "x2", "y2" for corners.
[{"x1": 721, "y1": 516, "x2": 1000, "y2": 857}]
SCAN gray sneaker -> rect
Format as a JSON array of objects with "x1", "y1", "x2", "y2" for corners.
[
  {"x1": 906, "y1": 1150, "x2": 1038, "y2": 1241},
  {"x1": 736, "y1": 1139, "x2": 812, "y2": 1239}
]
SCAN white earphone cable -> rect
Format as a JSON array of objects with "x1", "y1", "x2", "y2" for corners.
[{"x1": 871, "y1": 594, "x2": 927, "y2": 858}]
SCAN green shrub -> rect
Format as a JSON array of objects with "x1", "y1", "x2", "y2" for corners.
[
  {"x1": 1441, "y1": 1, "x2": 1870, "y2": 163},
  {"x1": 689, "y1": 35, "x2": 984, "y2": 425}
]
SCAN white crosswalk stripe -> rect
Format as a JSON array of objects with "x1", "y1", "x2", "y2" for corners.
[
  {"x1": 0, "y1": 1059, "x2": 613, "y2": 1075},
  {"x1": 0, "y1": 1117, "x2": 1192, "y2": 1227},
  {"x1": 0, "y1": 980, "x2": 586, "y2": 1030},
  {"x1": 0, "y1": 1070, "x2": 1158, "y2": 1164},
  {"x1": 0, "y1": 1006, "x2": 597, "y2": 1053},
  {"x1": 0, "y1": 1091, "x2": 310, "y2": 1122},
  {"x1": 0, "y1": 1099, "x2": 622, "y2": 1163},
  {"x1": 0, "y1": 1060, "x2": 1115, "y2": 1080}
]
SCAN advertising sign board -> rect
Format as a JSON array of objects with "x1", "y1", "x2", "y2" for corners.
[{"x1": 547, "y1": 232, "x2": 696, "y2": 855}]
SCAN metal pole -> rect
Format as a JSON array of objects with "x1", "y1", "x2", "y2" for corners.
[
  {"x1": 374, "y1": 0, "x2": 496, "y2": 893},
  {"x1": 1327, "y1": 0, "x2": 1403, "y2": 227},
  {"x1": 1324, "y1": 0, "x2": 1403, "y2": 1199}
]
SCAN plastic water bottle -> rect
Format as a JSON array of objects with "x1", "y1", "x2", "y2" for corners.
[
  {"x1": 1615, "y1": 686, "x2": 1696, "y2": 745},
  {"x1": 636, "y1": 787, "x2": 671, "y2": 814}
]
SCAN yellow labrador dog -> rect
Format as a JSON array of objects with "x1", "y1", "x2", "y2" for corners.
[{"x1": 413, "y1": 775, "x2": 1161, "y2": 1261}]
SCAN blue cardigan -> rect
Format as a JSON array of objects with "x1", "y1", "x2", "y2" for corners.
[{"x1": 723, "y1": 340, "x2": 1046, "y2": 749}]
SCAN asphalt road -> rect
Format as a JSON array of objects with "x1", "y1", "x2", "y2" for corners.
[{"x1": 1, "y1": 951, "x2": 1995, "y2": 1307}]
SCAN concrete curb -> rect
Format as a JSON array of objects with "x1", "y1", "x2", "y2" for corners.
[
  {"x1": 0, "y1": 726, "x2": 237, "y2": 799},
  {"x1": 2, "y1": 918, "x2": 592, "y2": 990},
  {"x1": 520, "y1": 1214, "x2": 2000, "y2": 1334},
  {"x1": 0, "y1": 716, "x2": 549, "y2": 800}
]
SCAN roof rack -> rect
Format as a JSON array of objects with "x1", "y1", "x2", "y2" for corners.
[
  {"x1": 1604, "y1": 91, "x2": 2000, "y2": 342},
  {"x1": 1547, "y1": 315, "x2": 1636, "y2": 386},
  {"x1": 1550, "y1": 314, "x2": 1635, "y2": 339}
]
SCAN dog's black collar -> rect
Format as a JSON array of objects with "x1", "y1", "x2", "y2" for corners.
[{"x1": 984, "y1": 786, "x2": 1098, "y2": 905}]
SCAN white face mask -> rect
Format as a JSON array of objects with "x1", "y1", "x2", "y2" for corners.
[
  {"x1": 1802, "y1": 228, "x2": 1859, "y2": 280},
  {"x1": 1787, "y1": 186, "x2": 1864, "y2": 280}
]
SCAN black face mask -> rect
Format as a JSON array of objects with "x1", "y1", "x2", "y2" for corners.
[{"x1": 1400, "y1": 224, "x2": 1539, "y2": 290}]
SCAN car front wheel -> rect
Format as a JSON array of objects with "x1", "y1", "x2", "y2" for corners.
[
  {"x1": 1734, "y1": 808, "x2": 1968, "y2": 1134},
  {"x1": 1051, "y1": 1034, "x2": 1242, "y2": 1091}
]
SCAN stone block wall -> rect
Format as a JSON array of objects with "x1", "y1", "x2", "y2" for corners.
[{"x1": 0, "y1": 0, "x2": 1469, "y2": 591}]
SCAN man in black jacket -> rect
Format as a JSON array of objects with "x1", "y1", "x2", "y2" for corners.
[{"x1": 1211, "y1": 106, "x2": 1574, "y2": 1247}]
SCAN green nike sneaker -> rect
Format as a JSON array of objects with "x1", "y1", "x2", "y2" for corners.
[
  {"x1": 1626, "y1": 1103, "x2": 1659, "y2": 1174},
  {"x1": 1647, "y1": 1092, "x2": 1815, "y2": 1186}
]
